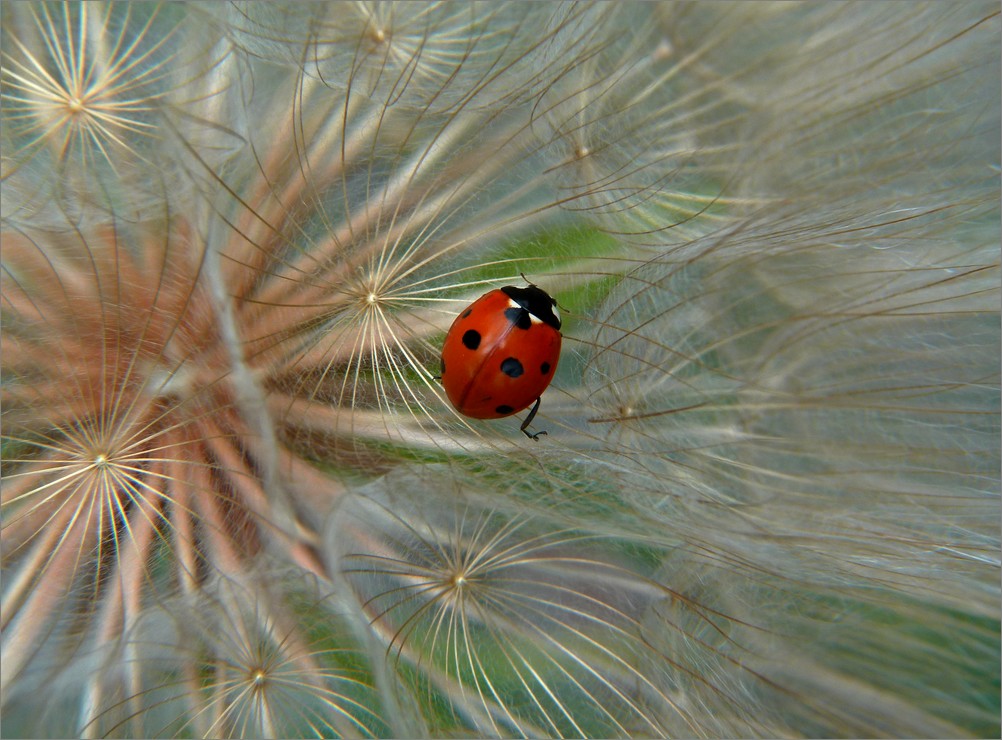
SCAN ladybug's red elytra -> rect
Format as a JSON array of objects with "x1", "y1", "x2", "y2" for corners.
[{"x1": 440, "y1": 283, "x2": 561, "y2": 439}]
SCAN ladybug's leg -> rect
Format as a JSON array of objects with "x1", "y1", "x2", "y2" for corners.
[{"x1": 520, "y1": 397, "x2": 547, "y2": 440}]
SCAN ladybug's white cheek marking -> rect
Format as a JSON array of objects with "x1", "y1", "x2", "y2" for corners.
[
  {"x1": 507, "y1": 298, "x2": 544, "y2": 325},
  {"x1": 504, "y1": 298, "x2": 533, "y2": 330}
]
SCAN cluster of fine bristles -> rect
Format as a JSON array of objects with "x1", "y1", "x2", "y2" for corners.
[{"x1": 1, "y1": 3, "x2": 999, "y2": 738}]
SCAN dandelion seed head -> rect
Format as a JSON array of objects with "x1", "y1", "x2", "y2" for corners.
[
  {"x1": 329, "y1": 469, "x2": 773, "y2": 737},
  {"x1": 1, "y1": 2, "x2": 240, "y2": 228},
  {"x1": 1, "y1": 3, "x2": 165, "y2": 159},
  {"x1": 652, "y1": 38, "x2": 672, "y2": 63},
  {"x1": 2, "y1": 2, "x2": 998, "y2": 737}
]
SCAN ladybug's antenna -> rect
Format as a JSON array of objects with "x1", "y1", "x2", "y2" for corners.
[{"x1": 519, "y1": 272, "x2": 536, "y2": 287}]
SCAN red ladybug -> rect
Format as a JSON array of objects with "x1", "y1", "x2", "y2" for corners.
[{"x1": 440, "y1": 283, "x2": 561, "y2": 439}]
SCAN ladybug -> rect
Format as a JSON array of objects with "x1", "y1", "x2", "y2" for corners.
[{"x1": 440, "y1": 283, "x2": 561, "y2": 439}]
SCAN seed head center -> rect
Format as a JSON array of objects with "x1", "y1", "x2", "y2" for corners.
[{"x1": 66, "y1": 96, "x2": 86, "y2": 115}]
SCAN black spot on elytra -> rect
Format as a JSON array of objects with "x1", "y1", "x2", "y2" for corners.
[
  {"x1": 461, "y1": 308, "x2": 472, "y2": 319},
  {"x1": 540, "y1": 362, "x2": 551, "y2": 375},
  {"x1": 495, "y1": 404, "x2": 514, "y2": 415},
  {"x1": 440, "y1": 357, "x2": 446, "y2": 376},
  {"x1": 462, "y1": 329, "x2": 481, "y2": 350},
  {"x1": 504, "y1": 306, "x2": 532, "y2": 330},
  {"x1": 500, "y1": 357, "x2": 524, "y2": 378}
]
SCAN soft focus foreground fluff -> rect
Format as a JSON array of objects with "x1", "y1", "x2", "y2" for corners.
[{"x1": 1, "y1": 3, "x2": 999, "y2": 738}]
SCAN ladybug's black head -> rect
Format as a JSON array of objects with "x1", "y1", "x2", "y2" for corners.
[{"x1": 501, "y1": 285, "x2": 561, "y2": 330}]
